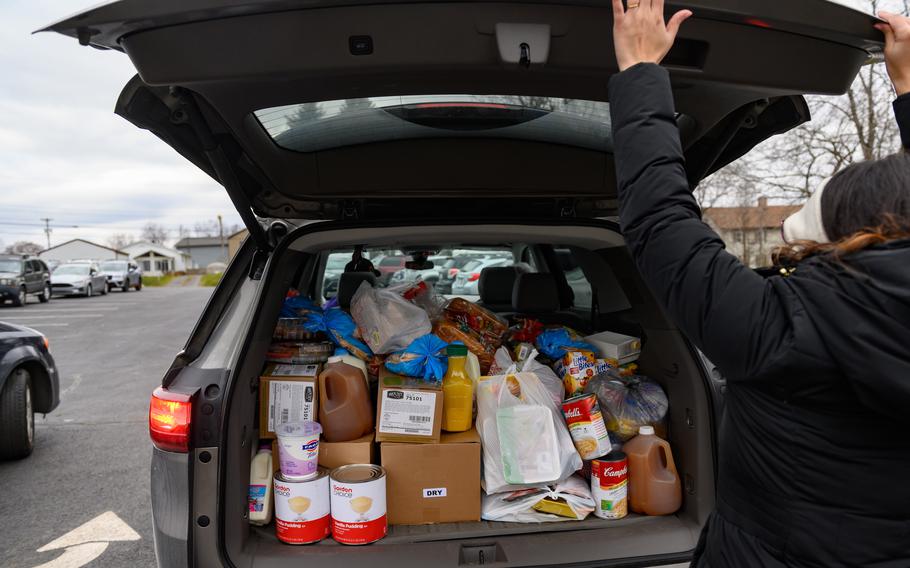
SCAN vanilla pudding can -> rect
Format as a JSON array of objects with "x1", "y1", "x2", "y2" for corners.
[
  {"x1": 273, "y1": 470, "x2": 331, "y2": 544},
  {"x1": 329, "y1": 464, "x2": 387, "y2": 545}
]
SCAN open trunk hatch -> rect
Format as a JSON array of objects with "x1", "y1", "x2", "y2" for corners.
[{"x1": 42, "y1": 1, "x2": 882, "y2": 223}]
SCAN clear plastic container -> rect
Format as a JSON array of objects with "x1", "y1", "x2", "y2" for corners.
[
  {"x1": 496, "y1": 405, "x2": 561, "y2": 485},
  {"x1": 622, "y1": 426, "x2": 681, "y2": 516},
  {"x1": 442, "y1": 344, "x2": 474, "y2": 432}
]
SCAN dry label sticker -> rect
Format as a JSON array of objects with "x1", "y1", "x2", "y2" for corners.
[
  {"x1": 423, "y1": 488, "x2": 447, "y2": 498},
  {"x1": 268, "y1": 380, "x2": 317, "y2": 432},
  {"x1": 271, "y1": 364, "x2": 319, "y2": 377},
  {"x1": 378, "y1": 390, "x2": 437, "y2": 436}
]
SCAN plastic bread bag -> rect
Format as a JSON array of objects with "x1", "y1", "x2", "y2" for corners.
[
  {"x1": 384, "y1": 334, "x2": 449, "y2": 383},
  {"x1": 434, "y1": 320, "x2": 496, "y2": 373},
  {"x1": 476, "y1": 372, "x2": 582, "y2": 494},
  {"x1": 323, "y1": 307, "x2": 373, "y2": 361},
  {"x1": 535, "y1": 327, "x2": 597, "y2": 361},
  {"x1": 350, "y1": 281, "x2": 432, "y2": 354},
  {"x1": 583, "y1": 371, "x2": 669, "y2": 442},
  {"x1": 444, "y1": 298, "x2": 508, "y2": 342},
  {"x1": 481, "y1": 475, "x2": 595, "y2": 522}
]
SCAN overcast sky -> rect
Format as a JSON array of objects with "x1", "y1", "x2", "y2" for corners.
[
  {"x1": 0, "y1": 1, "x2": 243, "y2": 251},
  {"x1": 0, "y1": 0, "x2": 876, "y2": 252}
]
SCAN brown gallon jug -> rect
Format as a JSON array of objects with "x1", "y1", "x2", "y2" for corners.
[
  {"x1": 318, "y1": 356, "x2": 373, "y2": 442},
  {"x1": 622, "y1": 425, "x2": 682, "y2": 515}
]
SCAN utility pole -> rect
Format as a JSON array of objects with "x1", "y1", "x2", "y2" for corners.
[
  {"x1": 40, "y1": 218, "x2": 53, "y2": 249},
  {"x1": 217, "y1": 214, "x2": 225, "y2": 263}
]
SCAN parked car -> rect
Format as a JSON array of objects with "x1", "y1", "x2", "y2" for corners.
[
  {"x1": 375, "y1": 255, "x2": 408, "y2": 284},
  {"x1": 43, "y1": 1, "x2": 881, "y2": 566},
  {"x1": 50, "y1": 263, "x2": 108, "y2": 297},
  {"x1": 321, "y1": 253, "x2": 350, "y2": 298},
  {"x1": 98, "y1": 259, "x2": 143, "y2": 292},
  {"x1": 451, "y1": 257, "x2": 513, "y2": 296},
  {"x1": 0, "y1": 256, "x2": 52, "y2": 307},
  {"x1": 0, "y1": 322, "x2": 59, "y2": 459}
]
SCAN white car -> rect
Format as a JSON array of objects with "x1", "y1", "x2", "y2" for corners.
[
  {"x1": 50, "y1": 263, "x2": 108, "y2": 297},
  {"x1": 451, "y1": 257, "x2": 513, "y2": 297}
]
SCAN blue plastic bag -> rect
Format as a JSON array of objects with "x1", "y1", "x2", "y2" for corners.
[
  {"x1": 323, "y1": 307, "x2": 373, "y2": 361},
  {"x1": 535, "y1": 328, "x2": 597, "y2": 360},
  {"x1": 280, "y1": 295, "x2": 322, "y2": 318},
  {"x1": 385, "y1": 334, "x2": 449, "y2": 382}
]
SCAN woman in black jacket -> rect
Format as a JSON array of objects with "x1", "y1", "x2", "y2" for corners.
[{"x1": 608, "y1": 2, "x2": 910, "y2": 566}]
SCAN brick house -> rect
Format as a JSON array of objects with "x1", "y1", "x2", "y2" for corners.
[{"x1": 703, "y1": 197, "x2": 801, "y2": 268}]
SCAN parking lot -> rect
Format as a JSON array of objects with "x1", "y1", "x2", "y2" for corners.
[{"x1": 0, "y1": 287, "x2": 212, "y2": 567}]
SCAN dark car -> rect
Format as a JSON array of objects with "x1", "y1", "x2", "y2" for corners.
[
  {"x1": 42, "y1": 1, "x2": 881, "y2": 567},
  {"x1": 0, "y1": 322, "x2": 59, "y2": 459},
  {"x1": 0, "y1": 256, "x2": 52, "y2": 307}
]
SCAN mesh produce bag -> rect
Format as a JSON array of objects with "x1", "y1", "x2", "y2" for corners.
[{"x1": 584, "y1": 371, "x2": 668, "y2": 442}]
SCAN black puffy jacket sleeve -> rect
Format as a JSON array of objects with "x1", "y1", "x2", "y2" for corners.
[
  {"x1": 608, "y1": 64, "x2": 796, "y2": 380},
  {"x1": 894, "y1": 92, "x2": 910, "y2": 148}
]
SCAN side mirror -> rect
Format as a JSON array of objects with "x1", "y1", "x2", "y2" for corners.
[{"x1": 90, "y1": 269, "x2": 97, "y2": 276}]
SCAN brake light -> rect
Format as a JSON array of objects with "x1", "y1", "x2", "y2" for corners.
[
  {"x1": 41, "y1": 336, "x2": 49, "y2": 350},
  {"x1": 744, "y1": 18, "x2": 772, "y2": 29},
  {"x1": 448, "y1": 268, "x2": 459, "y2": 278},
  {"x1": 149, "y1": 387, "x2": 192, "y2": 452},
  {"x1": 467, "y1": 273, "x2": 481, "y2": 282}
]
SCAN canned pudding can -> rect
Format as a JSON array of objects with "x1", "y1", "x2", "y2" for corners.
[
  {"x1": 562, "y1": 393, "x2": 612, "y2": 460},
  {"x1": 591, "y1": 451, "x2": 628, "y2": 520},
  {"x1": 273, "y1": 470, "x2": 331, "y2": 544},
  {"x1": 330, "y1": 464, "x2": 387, "y2": 545}
]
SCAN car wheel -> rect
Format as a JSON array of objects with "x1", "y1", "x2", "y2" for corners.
[
  {"x1": 135, "y1": 279, "x2": 142, "y2": 291},
  {"x1": 101, "y1": 283, "x2": 108, "y2": 295},
  {"x1": 0, "y1": 368, "x2": 34, "y2": 459},
  {"x1": 38, "y1": 283, "x2": 51, "y2": 303},
  {"x1": 122, "y1": 280, "x2": 130, "y2": 292},
  {"x1": 85, "y1": 284, "x2": 93, "y2": 298},
  {"x1": 12, "y1": 286, "x2": 27, "y2": 307}
]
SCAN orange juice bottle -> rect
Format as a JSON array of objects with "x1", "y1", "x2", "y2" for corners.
[{"x1": 442, "y1": 344, "x2": 473, "y2": 432}]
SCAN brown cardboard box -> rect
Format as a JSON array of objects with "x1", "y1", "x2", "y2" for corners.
[
  {"x1": 258, "y1": 363, "x2": 320, "y2": 439},
  {"x1": 376, "y1": 367, "x2": 443, "y2": 444},
  {"x1": 381, "y1": 429, "x2": 482, "y2": 525},
  {"x1": 319, "y1": 432, "x2": 376, "y2": 470}
]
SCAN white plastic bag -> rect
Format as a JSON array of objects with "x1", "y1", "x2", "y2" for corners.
[
  {"x1": 481, "y1": 475, "x2": 595, "y2": 522},
  {"x1": 477, "y1": 372, "x2": 582, "y2": 494},
  {"x1": 489, "y1": 347, "x2": 563, "y2": 407},
  {"x1": 350, "y1": 281, "x2": 432, "y2": 354}
]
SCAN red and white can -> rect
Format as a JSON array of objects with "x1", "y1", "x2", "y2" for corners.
[
  {"x1": 273, "y1": 469, "x2": 331, "y2": 544},
  {"x1": 591, "y1": 451, "x2": 628, "y2": 520},
  {"x1": 562, "y1": 393, "x2": 612, "y2": 460},
  {"x1": 330, "y1": 464, "x2": 387, "y2": 545}
]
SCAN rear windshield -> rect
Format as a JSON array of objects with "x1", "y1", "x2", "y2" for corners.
[
  {"x1": 254, "y1": 95, "x2": 613, "y2": 153},
  {"x1": 100, "y1": 261, "x2": 127, "y2": 271}
]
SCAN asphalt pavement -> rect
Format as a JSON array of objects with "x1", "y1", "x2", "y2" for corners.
[{"x1": 0, "y1": 286, "x2": 213, "y2": 567}]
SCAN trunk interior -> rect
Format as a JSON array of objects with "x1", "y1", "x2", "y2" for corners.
[{"x1": 220, "y1": 220, "x2": 717, "y2": 567}]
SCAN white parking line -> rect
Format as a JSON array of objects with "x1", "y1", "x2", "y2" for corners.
[
  {"x1": 0, "y1": 314, "x2": 106, "y2": 320},
  {"x1": 20, "y1": 323, "x2": 70, "y2": 327},
  {"x1": 15, "y1": 308, "x2": 121, "y2": 312}
]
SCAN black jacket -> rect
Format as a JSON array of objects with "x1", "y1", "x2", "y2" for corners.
[{"x1": 609, "y1": 64, "x2": 910, "y2": 567}]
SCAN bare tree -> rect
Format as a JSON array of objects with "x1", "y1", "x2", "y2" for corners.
[
  {"x1": 696, "y1": 0, "x2": 906, "y2": 209},
  {"x1": 141, "y1": 223, "x2": 169, "y2": 245},
  {"x1": 107, "y1": 233, "x2": 134, "y2": 250},
  {"x1": 5, "y1": 241, "x2": 44, "y2": 255},
  {"x1": 193, "y1": 220, "x2": 219, "y2": 237}
]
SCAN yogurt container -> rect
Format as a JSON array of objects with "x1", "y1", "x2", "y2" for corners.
[{"x1": 276, "y1": 421, "x2": 322, "y2": 480}]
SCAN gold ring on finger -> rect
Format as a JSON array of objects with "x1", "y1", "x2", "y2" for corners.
[{"x1": 627, "y1": 1, "x2": 640, "y2": 8}]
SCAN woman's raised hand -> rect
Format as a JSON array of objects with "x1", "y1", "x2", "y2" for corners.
[
  {"x1": 611, "y1": 0, "x2": 692, "y2": 72},
  {"x1": 877, "y1": 12, "x2": 910, "y2": 96}
]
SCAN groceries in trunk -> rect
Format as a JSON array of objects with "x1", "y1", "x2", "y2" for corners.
[{"x1": 253, "y1": 270, "x2": 681, "y2": 546}]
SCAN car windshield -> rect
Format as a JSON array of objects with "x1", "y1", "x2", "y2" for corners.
[
  {"x1": 254, "y1": 95, "x2": 613, "y2": 153},
  {"x1": 55, "y1": 265, "x2": 91, "y2": 275},
  {"x1": 0, "y1": 259, "x2": 21, "y2": 273},
  {"x1": 100, "y1": 261, "x2": 127, "y2": 271}
]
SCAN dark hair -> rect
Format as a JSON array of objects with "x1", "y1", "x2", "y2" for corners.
[{"x1": 774, "y1": 152, "x2": 910, "y2": 265}]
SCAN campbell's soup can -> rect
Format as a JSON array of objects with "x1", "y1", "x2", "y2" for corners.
[
  {"x1": 330, "y1": 464, "x2": 387, "y2": 545},
  {"x1": 591, "y1": 451, "x2": 628, "y2": 520},
  {"x1": 273, "y1": 470, "x2": 331, "y2": 544},
  {"x1": 562, "y1": 393, "x2": 612, "y2": 460}
]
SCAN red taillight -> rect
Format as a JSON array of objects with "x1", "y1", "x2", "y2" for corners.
[
  {"x1": 149, "y1": 387, "x2": 192, "y2": 452},
  {"x1": 467, "y1": 272, "x2": 481, "y2": 282},
  {"x1": 448, "y1": 268, "x2": 459, "y2": 278}
]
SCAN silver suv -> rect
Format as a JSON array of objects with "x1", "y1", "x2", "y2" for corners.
[{"x1": 43, "y1": 1, "x2": 880, "y2": 567}]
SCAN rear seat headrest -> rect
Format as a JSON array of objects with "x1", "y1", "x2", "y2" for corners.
[
  {"x1": 512, "y1": 273, "x2": 560, "y2": 314},
  {"x1": 479, "y1": 266, "x2": 526, "y2": 306},
  {"x1": 338, "y1": 272, "x2": 377, "y2": 309}
]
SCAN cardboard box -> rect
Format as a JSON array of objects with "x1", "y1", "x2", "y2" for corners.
[
  {"x1": 319, "y1": 432, "x2": 376, "y2": 470},
  {"x1": 258, "y1": 363, "x2": 320, "y2": 439},
  {"x1": 376, "y1": 367, "x2": 443, "y2": 444},
  {"x1": 584, "y1": 331, "x2": 641, "y2": 365},
  {"x1": 381, "y1": 429, "x2": 482, "y2": 525}
]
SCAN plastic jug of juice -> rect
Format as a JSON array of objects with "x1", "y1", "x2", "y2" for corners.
[
  {"x1": 442, "y1": 344, "x2": 473, "y2": 432},
  {"x1": 319, "y1": 357, "x2": 373, "y2": 442},
  {"x1": 333, "y1": 348, "x2": 369, "y2": 388},
  {"x1": 248, "y1": 442, "x2": 273, "y2": 525},
  {"x1": 622, "y1": 426, "x2": 682, "y2": 515}
]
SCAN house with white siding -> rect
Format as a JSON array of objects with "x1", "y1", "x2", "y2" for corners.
[
  {"x1": 120, "y1": 241, "x2": 190, "y2": 276},
  {"x1": 39, "y1": 239, "x2": 128, "y2": 263}
]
